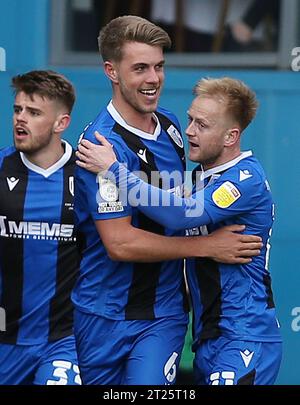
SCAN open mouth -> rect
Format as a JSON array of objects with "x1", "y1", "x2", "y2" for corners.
[
  {"x1": 189, "y1": 141, "x2": 198, "y2": 148},
  {"x1": 15, "y1": 127, "x2": 29, "y2": 137}
]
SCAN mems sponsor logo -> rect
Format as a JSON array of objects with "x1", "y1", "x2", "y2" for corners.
[{"x1": 0, "y1": 216, "x2": 76, "y2": 242}]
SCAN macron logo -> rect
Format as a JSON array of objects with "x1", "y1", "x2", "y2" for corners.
[
  {"x1": 7, "y1": 177, "x2": 19, "y2": 191},
  {"x1": 239, "y1": 170, "x2": 252, "y2": 182},
  {"x1": 240, "y1": 349, "x2": 254, "y2": 368},
  {"x1": 137, "y1": 149, "x2": 148, "y2": 164}
]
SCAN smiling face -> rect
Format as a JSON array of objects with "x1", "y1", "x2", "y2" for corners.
[
  {"x1": 13, "y1": 91, "x2": 64, "y2": 155},
  {"x1": 108, "y1": 41, "x2": 165, "y2": 117},
  {"x1": 186, "y1": 96, "x2": 235, "y2": 169}
]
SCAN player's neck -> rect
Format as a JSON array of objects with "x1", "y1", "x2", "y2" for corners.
[
  {"x1": 203, "y1": 150, "x2": 241, "y2": 171},
  {"x1": 112, "y1": 99, "x2": 156, "y2": 134},
  {"x1": 24, "y1": 142, "x2": 65, "y2": 170}
]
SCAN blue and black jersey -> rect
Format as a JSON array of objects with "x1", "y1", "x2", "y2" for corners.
[
  {"x1": 72, "y1": 101, "x2": 189, "y2": 320},
  {"x1": 0, "y1": 141, "x2": 79, "y2": 345},
  {"x1": 105, "y1": 152, "x2": 282, "y2": 344},
  {"x1": 186, "y1": 153, "x2": 281, "y2": 346}
]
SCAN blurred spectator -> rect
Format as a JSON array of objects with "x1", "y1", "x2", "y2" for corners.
[
  {"x1": 69, "y1": 0, "x2": 280, "y2": 53},
  {"x1": 70, "y1": 0, "x2": 151, "y2": 51},
  {"x1": 150, "y1": 0, "x2": 280, "y2": 52},
  {"x1": 225, "y1": 0, "x2": 280, "y2": 51},
  {"x1": 70, "y1": 0, "x2": 98, "y2": 51}
]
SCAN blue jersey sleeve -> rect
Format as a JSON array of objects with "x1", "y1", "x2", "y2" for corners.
[
  {"x1": 0, "y1": 147, "x2": 16, "y2": 168},
  {"x1": 77, "y1": 135, "x2": 132, "y2": 221},
  {"x1": 106, "y1": 161, "x2": 266, "y2": 230},
  {"x1": 106, "y1": 161, "x2": 210, "y2": 230},
  {"x1": 201, "y1": 167, "x2": 266, "y2": 223}
]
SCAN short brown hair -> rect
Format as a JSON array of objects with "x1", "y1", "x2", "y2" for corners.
[
  {"x1": 193, "y1": 77, "x2": 258, "y2": 131},
  {"x1": 98, "y1": 15, "x2": 171, "y2": 62},
  {"x1": 11, "y1": 70, "x2": 75, "y2": 113}
]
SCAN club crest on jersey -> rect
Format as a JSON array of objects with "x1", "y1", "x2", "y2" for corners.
[
  {"x1": 212, "y1": 181, "x2": 241, "y2": 208},
  {"x1": 98, "y1": 176, "x2": 119, "y2": 202},
  {"x1": 167, "y1": 125, "x2": 184, "y2": 148}
]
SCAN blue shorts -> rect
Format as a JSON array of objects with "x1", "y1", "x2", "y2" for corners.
[
  {"x1": 0, "y1": 335, "x2": 81, "y2": 385},
  {"x1": 74, "y1": 309, "x2": 188, "y2": 385},
  {"x1": 194, "y1": 336, "x2": 282, "y2": 385}
]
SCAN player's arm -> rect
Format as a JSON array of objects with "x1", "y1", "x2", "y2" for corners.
[
  {"x1": 76, "y1": 133, "x2": 263, "y2": 232},
  {"x1": 96, "y1": 216, "x2": 262, "y2": 264},
  {"x1": 77, "y1": 132, "x2": 262, "y2": 263},
  {"x1": 76, "y1": 133, "x2": 211, "y2": 230},
  {"x1": 110, "y1": 161, "x2": 209, "y2": 230}
]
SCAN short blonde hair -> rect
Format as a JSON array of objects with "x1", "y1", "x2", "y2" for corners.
[
  {"x1": 98, "y1": 15, "x2": 171, "y2": 62},
  {"x1": 193, "y1": 77, "x2": 258, "y2": 131}
]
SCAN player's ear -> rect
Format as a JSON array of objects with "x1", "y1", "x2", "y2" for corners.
[
  {"x1": 104, "y1": 61, "x2": 118, "y2": 83},
  {"x1": 224, "y1": 128, "x2": 240, "y2": 146},
  {"x1": 53, "y1": 114, "x2": 71, "y2": 133}
]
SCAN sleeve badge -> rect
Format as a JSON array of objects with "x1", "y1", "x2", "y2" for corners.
[{"x1": 212, "y1": 181, "x2": 241, "y2": 208}]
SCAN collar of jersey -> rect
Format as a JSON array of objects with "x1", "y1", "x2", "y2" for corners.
[
  {"x1": 107, "y1": 101, "x2": 161, "y2": 141},
  {"x1": 19, "y1": 140, "x2": 73, "y2": 178},
  {"x1": 199, "y1": 150, "x2": 253, "y2": 181}
]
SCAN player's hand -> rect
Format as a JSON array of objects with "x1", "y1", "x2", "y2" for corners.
[
  {"x1": 230, "y1": 21, "x2": 253, "y2": 44},
  {"x1": 207, "y1": 224, "x2": 263, "y2": 264},
  {"x1": 76, "y1": 131, "x2": 117, "y2": 173}
]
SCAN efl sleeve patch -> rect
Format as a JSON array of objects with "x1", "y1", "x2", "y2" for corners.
[
  {"x1": 97, "y1": 175, "x2": 124, "y2": 213},
  {"x1": 99, "y1": 176, "x2": 119, "y2": 202},
  {"x1": 212, "y1": 181, "x2": 241, "y2": 208}
]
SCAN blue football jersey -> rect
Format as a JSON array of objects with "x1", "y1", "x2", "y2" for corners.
[
  {"x1": 0, "y1": 141, "x2": 78, "y2": 345},
  {"x1": 72, "y1": 102, "x2": 189, "y2": 320},
  {"x1": 105, "y1": 151, "x2": 282, "y2": 343}
]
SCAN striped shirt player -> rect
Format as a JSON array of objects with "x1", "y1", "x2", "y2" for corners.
[
  {"x1": 72, "y1": 102, "x2": 189, "y2": 384},
  {"x1": 102, "y1": 150, "x2": 283, "y2": 385},
  {"x1": 0, "y1": 141, "x2": 81, "y2": 385}
]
